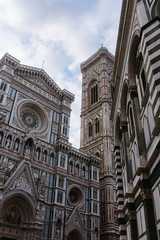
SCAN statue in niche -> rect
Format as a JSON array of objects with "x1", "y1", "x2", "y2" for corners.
[
  {"x1": 50, "y1": 154, "x2": 54, "y2": 165},
  {"x1": 56, "y1": 218, "x2": 62, "y2": 236},
  {"x1": 5, "y1": 136, "x2": 11, "y2": 148},
  {"x1": 24, "y1": 142, "x2": 31, "y2": 156},
  {"x1": 94, "y1": 228, "x2": 98, "y2": 240},
  {"x1": 43, "y1": 152, "x2": 47, "y2": 162},
  {"x1": 36, "y1": 202, "x2": 43, "y2": 220},
  {"x1": 75, "y1": 164, "x2": 79, "y2": 175},
  {"x1": 14, "y1": 139, "x2": 19, "y2": 151},
  {"x1": 69, "y1": 161, "x2": 73, "y2": 173},
  {"x1": 36, "y1": 148, "x2": 40, "y2": 160}
]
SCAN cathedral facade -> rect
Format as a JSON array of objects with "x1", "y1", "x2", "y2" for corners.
[
  {"x1": 111, "y1": 0, "x2": 160, "y2": 240},
  {"x1": 0, "y1": 53, "x2": 101, "y2": 240},
  {"x1": 80, "y1": 47, "x2": 119, "y2": 240}
]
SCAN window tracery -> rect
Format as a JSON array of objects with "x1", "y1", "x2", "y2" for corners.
[{"x1": 91, "y1": 83, "x2": 98, "y2": 105}]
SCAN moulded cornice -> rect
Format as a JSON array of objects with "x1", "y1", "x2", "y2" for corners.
[
  {"x1": 0, "y1": 53, "x2": 75, "y2": 103},
  {"x1": 80, "y1": 47, "x2": 114, "y2": 72}
]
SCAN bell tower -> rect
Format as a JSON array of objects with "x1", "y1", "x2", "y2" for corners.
[{"x1": 80, "y1": 47, "x2": 119, "y2": 240}]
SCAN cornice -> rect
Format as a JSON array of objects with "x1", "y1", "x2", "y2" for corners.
[
  {"x1": 80, "y1": 47, "x2": 114, "y2": 72},
  {"x1": 0, "y1": 53, "x2": 75, "y2": 104},
  {"x1": 56, "y1": 139, "x2": 101, "y2": 165}
]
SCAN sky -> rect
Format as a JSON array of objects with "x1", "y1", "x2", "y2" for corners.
[{"x1": 0, "y1": 0, "x2": 122, "y2": 149}]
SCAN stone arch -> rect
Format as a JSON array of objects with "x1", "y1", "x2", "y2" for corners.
[
  {"x1": 128, "y1": 30, "x2": 140, "y2": 88},
  {"x1": 1, "y1": 191, "x2": 36, "y2": 224},
  {"x1": 151, "y1": 0, "x2": 160, "y2": 18},
  {"x1": 67, "y1": 229, "x2": 84, "y2": 240},
  {"x1": 0, "y1": 190, "x2": 42, "y2": 239}
]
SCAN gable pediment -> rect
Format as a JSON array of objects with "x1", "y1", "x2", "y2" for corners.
[
  {"x1": 14, "y1": 65, "x2": 62, "y2": 98},
  {"x1": 14, "y1": 65, "x2": 74, "y2": 103},
  {"x1": 4, "y1": 161, "x2": 37, "y2": 201},
  {"x1": 65, "y1": 207, "x2": 85, "y2": 238}
]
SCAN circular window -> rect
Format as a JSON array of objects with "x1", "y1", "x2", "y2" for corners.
[
  {"x1": 68, "y1": 186, "x2": 84, "y2": 207},
  {"x1": 17, "y1": 100, "x2": 48, "y2": 134},
  {"x1": 20, "y1": 108, "x2": 40, "y2": 130}
]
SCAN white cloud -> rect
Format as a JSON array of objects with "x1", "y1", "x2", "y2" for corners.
[{"x1": 0, "y1": 0, "x2": 122, "y2": 148}]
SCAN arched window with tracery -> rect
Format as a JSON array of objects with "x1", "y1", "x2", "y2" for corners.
[
  {"x1": 90, "y1": 82, "x2": 98, "y2": 105},
  {"x1": 88, "y1": 122, "x2": 92, "y2": 137},
  {"x1": 95, "y1": 118, "x2": 100, "y2": 134}
]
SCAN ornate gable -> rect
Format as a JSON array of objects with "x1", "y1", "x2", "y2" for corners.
[
  {"x1": 65, "y1": 207, "x2": 85, "y2": 239},
  {"x1": 3, "y1": 161, "x2": 37, "y2": 201}
]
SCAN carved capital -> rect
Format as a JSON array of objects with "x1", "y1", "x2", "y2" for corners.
[
  {"x1": 140, "y1": 188, "x2": 152, "y2": 200},
  {"x1": 127, "y1": 210, "x2": 136, "y2": 220}
]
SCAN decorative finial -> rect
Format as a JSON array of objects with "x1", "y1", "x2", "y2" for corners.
[{"x1": 101, "y1": 43, "x2": 103, "y2": 48}]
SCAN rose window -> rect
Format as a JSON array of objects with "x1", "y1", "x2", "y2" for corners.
[
  {"x1": 20, "y1": 108, "x2": 40, "y2": 130},
  {"x1": 17, "y1": 100, "x2": 48, "y2": 133},
  {"x1": 68, "y1": 186, "x2": 84, "y2": 206}
]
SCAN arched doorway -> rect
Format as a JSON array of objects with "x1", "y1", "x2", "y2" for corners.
[
  {"x1": 67, "y1": 229, "x2": 82, "y2": 240},
  {"x1": 0, "y1": 194, "x2": 41, "y2": 240}
]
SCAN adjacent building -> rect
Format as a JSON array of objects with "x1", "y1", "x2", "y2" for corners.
[
  {"x1": 0, "y1": 53, "x2": 101, "y2": 240},
  {"x1": 111, "y1": 0, "x2": 160, "y2": 240},
  {"x1": 80, "y1": 47, "x2": 119, "y2": 240}
]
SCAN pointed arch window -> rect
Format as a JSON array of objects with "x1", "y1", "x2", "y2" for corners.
[
  {"x1": 91, "y1": 84, "x2": 98, "y2": 105},
  {"x1": 93, "y1": 168, "x2": 98, "y2": 181},
  {"x1": 60, "y1": 154, "x2": 65, "y2": 168},
  {"x1": 88, "y1": 122, "x2": 92, "y2": 137}
]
